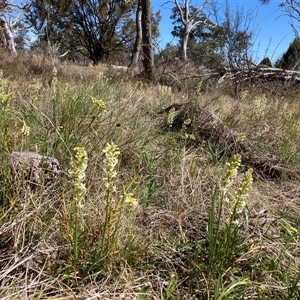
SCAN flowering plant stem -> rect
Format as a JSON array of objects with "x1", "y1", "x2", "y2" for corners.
[
  {"x1": 68, "y1": 147, "x2": 88, "y2": 268},
  {"x1": 100, "y1": 142, "x2": 121, "y2": 261},
  {"x1": 206, "y1": 154, "x2": 253, "y2": 296}
]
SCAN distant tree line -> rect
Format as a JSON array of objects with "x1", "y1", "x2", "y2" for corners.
[
  {"x1": 1, "y1": 0, "x2": 300, "y2": 76},
  {"x1": 259, "y1": 37, "x2": 300, "y2": 70}
]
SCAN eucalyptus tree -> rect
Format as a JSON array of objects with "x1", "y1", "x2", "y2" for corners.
[
  {"x1": 0, "y1": 0, "x2": 27, "y2": 54},
  {"x1": 25, "y1": 0, "x2": 136, "y2": 65},
  {"x1": 167, "y1": 0, "x2": 210, "y2": 62},
  {"x1": 128, "y1": 0, "x2": 142, "y2": 71},
  {"x1": 141, "y1": 0, "x2": 154, "y2": 78},
  {"x1": 171, "y1": 0, "x2": 254, "y2": 69},
  {"x1": 128, "y1": 0, "x2": 159, "y2": 79},
  {"x1": 171, "y1": 5, "x2": 222, "y2": 68}
]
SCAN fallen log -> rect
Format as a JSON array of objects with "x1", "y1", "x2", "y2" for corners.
[
  {"x1": 109, "y1": 65, "x2": 128, "y2": 72},
  {"x1": 159, "y1": 103, "x2": 296, "y2": 180},
  {"x1": 195, "y1": 66, "x2": 300, "y2": 96},
  {"x1": 220, "y1": 66, "x2": 300, "y2": 83},
  {"x1": 203, "y1": 66, "x2": 300, "y2": 83}
]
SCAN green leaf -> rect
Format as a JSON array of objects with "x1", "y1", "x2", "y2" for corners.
[
  {"x1": 136, "y1": 285, "x2": 151, "y2": 300},
  {"x1": 165, "y1": 273, "x2": 178, "y2": 300}
]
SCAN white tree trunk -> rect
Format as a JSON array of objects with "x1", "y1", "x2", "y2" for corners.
[
  {"x1": 0, "y1": 17, "x2": 17, "y2": 54},
  {"x1": 128, "y1": 0, "x2": 142, "y2": 72},
  {"x1": 174, "y1": 0, "x2": 209, "y2": 62},
  {"x1": 181, "y1": 22, "x2": 193, "y2": 61}
]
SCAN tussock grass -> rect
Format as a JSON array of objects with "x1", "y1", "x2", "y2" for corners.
[{"x1": 0, "y1": 60, "x2": 300, "y2": 299}]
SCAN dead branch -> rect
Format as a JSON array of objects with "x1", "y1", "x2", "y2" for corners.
[{"x1": 219, "y1": 66, "x2": 300, "y2": 83}]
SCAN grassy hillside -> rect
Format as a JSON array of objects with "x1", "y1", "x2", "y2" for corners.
[{"x1": 0, "y1": 57, "x2": 300, "y2": 299}]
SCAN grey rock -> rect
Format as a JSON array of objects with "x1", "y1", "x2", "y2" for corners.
[{"x1": 10, "y1": 151, "x2": 61, "y2": 187}]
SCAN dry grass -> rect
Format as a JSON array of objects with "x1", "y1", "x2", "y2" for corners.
[{"x1": 0, "y1": 57, "x2": 300, "y2": 299}]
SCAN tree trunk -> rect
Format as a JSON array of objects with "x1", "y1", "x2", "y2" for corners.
[
  {"x1": 90, "y1": 40, "x2": 106, "y2": 66},
  {"x1": 0, "y1": 17, "x2": 17, "y2": 55},
  {"x1": 128, "y1": 0, "x2": 142, "y2": 73},
  {"x1": 180, "y1": 26, "x2": 190, "y2": 61},
  {"x1": 141, "y1": 0, "x2": 154, "y2": 79}
]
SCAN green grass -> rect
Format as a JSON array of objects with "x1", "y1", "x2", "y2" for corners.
[{"x1": 0, "y1": 58, "x2": 300, "y2": 299}]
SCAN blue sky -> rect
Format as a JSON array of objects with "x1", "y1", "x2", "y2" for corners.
[{"x1": 152, "y1": 0, "x2": 295, "y2": 64}]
